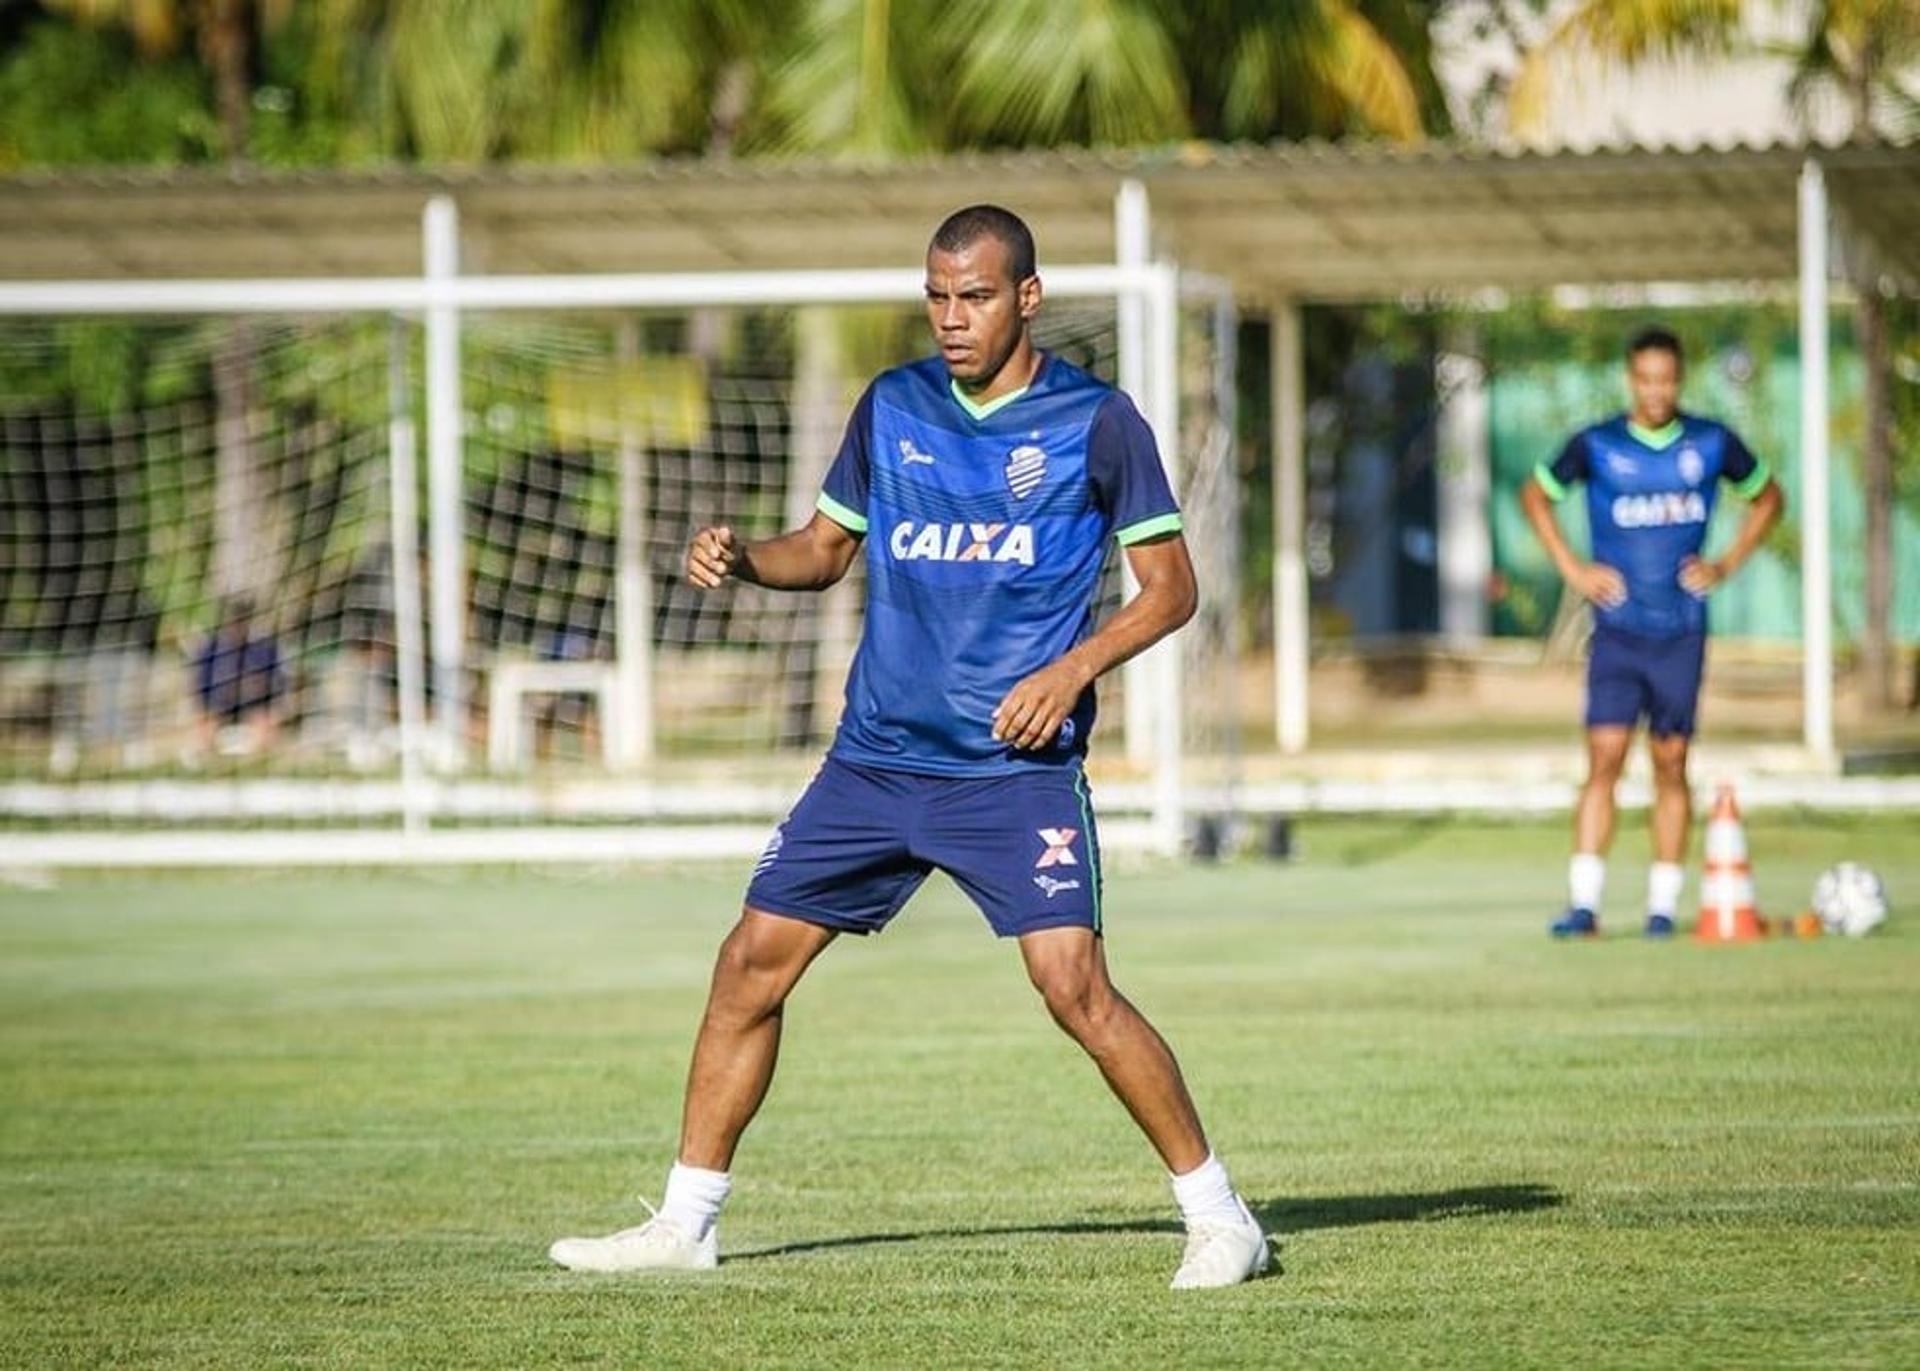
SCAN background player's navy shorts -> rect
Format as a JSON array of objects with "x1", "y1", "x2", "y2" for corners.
[
  {"x1": 746, "y1": 757, "x2": 1103, "y2": 938},
  {"x1": 1586, "y1": 626, "x2": 1706, "y2": 737}
]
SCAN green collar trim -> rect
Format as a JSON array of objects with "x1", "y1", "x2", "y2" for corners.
[
  {"x1": 1628, "y1": 419, "x2": 1684, "y2": 450},
  {"x1": 950, "y1": 377, "x2": 1030, "y2": 421}
]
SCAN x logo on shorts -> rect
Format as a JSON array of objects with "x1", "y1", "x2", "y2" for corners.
[{"x1": 1036, "y1": 827, "x2": 1079, "y2": 868}]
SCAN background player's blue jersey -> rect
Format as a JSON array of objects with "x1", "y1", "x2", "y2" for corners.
[
  {"x1": 814, "y1": 354, "x2": 1181, "y2": 775},
  {"x1": 1537, "y1": 412, "x2": 1769, "y2": 639}
]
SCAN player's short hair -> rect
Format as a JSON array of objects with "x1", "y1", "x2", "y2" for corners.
[
  {"x1": 930, "y1": 205, "x2": 1037, "y2": 283},
  {"x1": 1627, "y1": 326, "x2": 1684, "y2": 366}
]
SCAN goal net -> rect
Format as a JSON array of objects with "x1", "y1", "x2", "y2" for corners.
[{"x1": 0, "y1": 289, "x2": 1238, "y2": 859}]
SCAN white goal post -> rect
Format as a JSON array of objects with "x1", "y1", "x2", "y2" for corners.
[{"x1": 0, "y1": 189, "x2": 1242, "y2": 865}]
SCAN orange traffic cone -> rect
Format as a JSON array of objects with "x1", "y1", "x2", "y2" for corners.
[{"x1": 1696, "y1": 784, "x2": 1767, "y2": 942}]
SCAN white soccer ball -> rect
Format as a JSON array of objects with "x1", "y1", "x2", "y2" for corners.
[{"x1": 1811, "y1": 862, "x2": 1889, "y2": 938}]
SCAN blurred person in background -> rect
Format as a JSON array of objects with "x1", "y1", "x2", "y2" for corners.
[
  {"x1": 193, "y1": 595, "x2": 286, "y2": 757},
  {"x1": 1522, "y1": 327, "x2": 1783, "y2": 940}
]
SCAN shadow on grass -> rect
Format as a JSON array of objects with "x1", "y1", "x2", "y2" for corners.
[
  {"x1": 724, "y1": 1182, "x2": 1562, "y2": 1264},
  {"x1": 1251, "y1": 1182, "x2": 1563, "y2": 1233}
]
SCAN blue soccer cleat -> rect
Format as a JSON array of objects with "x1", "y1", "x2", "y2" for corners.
[
  {"x1": 1643, "y1": 913, "x2": 1676, "y2": 939},
  {"x1": 1550, "y1": 907, "x2": 1598, "y2": 938}
]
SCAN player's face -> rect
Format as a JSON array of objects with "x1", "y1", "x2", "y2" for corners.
[
  {"x1": 924, "y1": 237, "x2": 1040, "y2": 386},
  {"x1": 1627, "y1": 347, "x2": 1682, "y2": 427}
]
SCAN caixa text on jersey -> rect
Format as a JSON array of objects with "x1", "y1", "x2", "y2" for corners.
[{"x1": 888, "y1": 520, "x2": 1037, "y2": 565}]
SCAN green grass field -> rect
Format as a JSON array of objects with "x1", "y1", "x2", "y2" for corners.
[{"x1": 3, "y1": 817, "x2": 1916, "y2": 1368}]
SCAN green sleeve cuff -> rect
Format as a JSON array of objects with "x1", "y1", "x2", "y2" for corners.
[
  {"x1": 1729, "y1": 459, "x2": 1772, "y2": 500},
  {"x1": 816, "y1": 491, "x2": 867, "y2": 534},
  {"x1": 1114, "y1": 512, "x2": 1184, "y2": 546},
  {"x1": 1533, "y1": 462, "x2": 1571, "y2": 502}
]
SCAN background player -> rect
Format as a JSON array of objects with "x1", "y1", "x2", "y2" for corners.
[
  {"x1": 1522, "y1": 327, "x2": 1783, "y2": 938},
  {"x1": 549, "y1": 205, "x2": 1270, "y2": 1289}
]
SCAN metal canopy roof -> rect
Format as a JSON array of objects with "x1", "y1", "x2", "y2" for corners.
[{"x1": 0, "y1": 137, "x2": 1914, "y2": 299}]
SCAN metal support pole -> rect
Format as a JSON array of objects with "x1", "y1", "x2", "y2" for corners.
[
  {"x1": 1271, "y1": 299, "x2": 1309, "y2": 754},
  {"x1": 614, "y1": 319, "x2": 654, "y2": 767},
  {"x1": 1114, "y1": 181, "x2": 1151, "y2": 403},
  {"x1": 1145, "y1": 262, "x2": 1185, "y2": 856},
  {"x1": 1435, "y1": 334, "x2": 1492, "y2": 643},
  {"x1": 1798, "y1": 160, "x2": 1835, "y2": 765},
  {"x1": 787, "y1": 307, "x2": 851, "y2": 742},
  {"x1": 386, "y1": 318, "x2": 429, "y2": 833},
  {"x1": 423, "y1": 196, "x2": 466, "y2": 770},
  {"x1": 1115, "y1": 179, "x2": 1157, "y2": 769},
  {"x1": 1212, "y1": 286, "x2": 1244, "y2": 824}
]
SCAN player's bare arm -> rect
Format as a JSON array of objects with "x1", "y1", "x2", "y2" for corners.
[
  {"x1": 1680, "y1": 478, "x2": 1784, "y2": 594},
  {"x1": 992, "y1": 534, "x2": 1197, "y2": 750},
  {"x1": 685, "y1": 511, "x2": 861, "y2": 592},
  {"x1": 1520, "y1": 478, "x2": 1626, "y2": 609}
]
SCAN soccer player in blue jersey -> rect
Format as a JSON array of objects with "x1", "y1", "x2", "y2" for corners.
[
  {"x1": 1521, "y1": 327, "x2": 1783, "y2": 939},
  {"x1": 549, "y1": 206, "x2": 1270, "y2": 1289}
]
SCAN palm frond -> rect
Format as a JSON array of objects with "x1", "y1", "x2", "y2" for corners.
[
  {"x1": 1223, "y1": 1, "x2": 1424, "y2": 142},
  {"x1": 1784, "y1": 2, "x2": 1844, "y2": 128},
  {"x1": 1780, "y1": 0, "x2": 1920, "y2": 138},
  {"x1": 1221, "y1": 3, "x2": 1337, "y2": 138},
  {"x1": 756, "y1": 0, "x2": 941, "y2": 157},
  {"x1": 1888, "y1": 76, "x2": 1920, "y2": 138},
  {"x1": 380, "y1": 0, "x2": 537, "y2": 162},
  {"x1": 1321, "y1": 3, "x2": 1426, "y2": 140},
  {"x1": 943, "y1": 0, "x2": 1188, "y2": 148}
]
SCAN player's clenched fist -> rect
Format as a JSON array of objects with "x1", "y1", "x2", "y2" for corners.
[{"x1": 686, "y1": 525, "x2": 740, "y2": 589}]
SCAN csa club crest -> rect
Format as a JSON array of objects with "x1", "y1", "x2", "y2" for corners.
[
  {"x1": 1677, "y1": 446, "x2": 1704, "y2": 486},
  {"x1": 1005, "y1": 444, "x2": 1047, "y2": 499}
]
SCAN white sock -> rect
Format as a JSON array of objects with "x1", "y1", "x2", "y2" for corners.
[
  {"x1": 659, "y1": 1161, "x2": 730, "y2": 1241},
  {"x1": 1569, "y1": 853, "x2": 1607, "y2": 913},
  {"x1": 1170, "y1": 1152, "x2": 1250, "y2": 1230},
  {"x1": 1647, "y1": 861, "x2": 1685, "y2": 918}
]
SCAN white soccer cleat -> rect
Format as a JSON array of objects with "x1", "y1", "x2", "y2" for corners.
[
  {"x1": 1170, "y1": 1206, "x2": 1271, "y2": 1290},
  {"x1": 548, "y1": 1201, "x2": 718, "y2": 1273}
]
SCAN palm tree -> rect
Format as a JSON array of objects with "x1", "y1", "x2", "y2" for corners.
[{"x1": 1511, "y1": 0, "x2": 1920, "y2": 711}]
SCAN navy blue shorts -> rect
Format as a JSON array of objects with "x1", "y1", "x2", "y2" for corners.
[
  {"x1": 746, "y1": 757, "x2": 1103, "y2": 938},
  {"x1": 1586, "y1": 627, "x2": 1706, "y2": 737}
]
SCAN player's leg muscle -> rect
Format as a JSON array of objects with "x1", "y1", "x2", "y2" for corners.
[
  {"x1": 1018, "y1": 927, "x2": 1208, "y2": 1173},
  {"x1": 1647, "y1": 733, "x2": 1692, "y2": 864},
  {"x1": 1575, "y1": 725, "x2": 1633, "y2": 854},
  {"x1": 703, "y1": 907, "x2": 835, "y2": 1030},
  {"x1": 678, "y1": 908, "x2": 836, "y2": 1170},
  {"x1": 1585, "y1": 725, "x2": 1632, "y2": 784},
  {"x1": 1021, "y1": 926, "x2": 1119, "y2": 1038}
]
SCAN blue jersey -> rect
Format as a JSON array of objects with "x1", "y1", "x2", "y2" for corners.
[
  {"x1": 814, "y1": 354, "x2": 1182, "y2": 776},
  {"x1": 1537, "y1": 413, "x2": 1769, "y2": 639}
]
